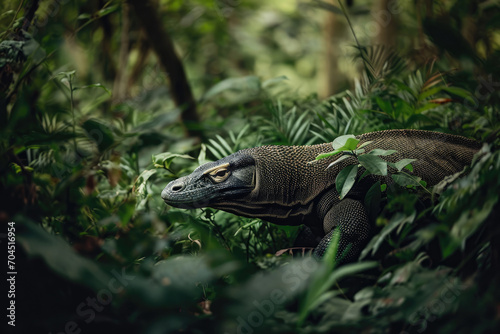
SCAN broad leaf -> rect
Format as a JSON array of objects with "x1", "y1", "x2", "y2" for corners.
[
  {"x1": 442, "y1": 86, "x2": 475, "y2": 104},
  {"x1": 358, "y1": 154, "x2": 387, "y2": 176},
  {"x1": 368, "y1": 149, "x2": 397, "y2": 156},
  {"x1": 395, "y1": 159, "x2": 416, "y2": 171},
  {"x1": 82, "y1": 118, "x2": 114, "y2": 152},
  {"x1": 152, "y1": 152, "x2": 194, "y2": 169},
  {"x1": 336, "y1": 164, "x2": 359, "y2": 199},
  {"x1": 74, "y1": 83, "x2": 111, "y2": 95},
  {"x1": 357, "y1": 140, "x2": 373, "y2": 149},
  {"x1": 375, "y1": 96, "x2": 392, "y2": 114},
  {"x1": 392, "y1": 173, "x2": 421, "y2": 187},
  {"x1": 316, "y1": 136, "x2": 359, "y2": 160},
  {"x1": 332, "y1": 135, "x2": 359, "y2": 150}
]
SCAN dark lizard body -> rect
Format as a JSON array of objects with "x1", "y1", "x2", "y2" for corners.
[{"x1": 161, "y1": 129, "x2": 481, "y2": 261}]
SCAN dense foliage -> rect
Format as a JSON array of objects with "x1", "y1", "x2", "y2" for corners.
[{"x1": 1, "y1": 1, "x2": 500, "y2": 333}]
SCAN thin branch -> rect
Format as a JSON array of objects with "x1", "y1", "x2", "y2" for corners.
[{"x1": 337, "y1": 0, "x2": 370, "y2": 81}]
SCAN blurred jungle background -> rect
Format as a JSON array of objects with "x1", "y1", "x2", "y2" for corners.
[{"x1": 1, "y1": 0, "x2": 500, "y2": 333}]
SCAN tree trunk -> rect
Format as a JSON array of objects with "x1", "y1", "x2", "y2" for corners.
[
  {"x1": 320, "y1": 5, "x2": 346, "y2": 99},
  {"x1": 112, "y1": 3, "x2": 131, "y2": 103},
  {"x1": 372, "y1": 0, "x2": 398, "y2": 48},
  {"x1": 127, "y1": 0, "x2": 200, "y2": 138}
]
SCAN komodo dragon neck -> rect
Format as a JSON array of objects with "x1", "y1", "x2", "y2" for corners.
[{"x1": 211, "y1": 142, "x2": 338, "y2": 226}]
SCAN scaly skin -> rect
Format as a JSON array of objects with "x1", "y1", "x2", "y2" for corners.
[{"x1": 161, "y1": 129, "x2": 481, "y2": 262}]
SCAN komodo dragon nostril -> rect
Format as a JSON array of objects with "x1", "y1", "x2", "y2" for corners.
[{"x1": 171, "y1": 183, "x2": 184, "y2": 192}]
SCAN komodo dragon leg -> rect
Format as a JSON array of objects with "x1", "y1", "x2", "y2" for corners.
[{"x1": 313, "y1": 199, "x2": 371, "y2": 262}]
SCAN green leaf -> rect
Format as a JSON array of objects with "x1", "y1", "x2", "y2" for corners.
[
  {"x1": 22, "y1": 36, "x2": 40, "y2": 58},
  {"x1": 262, "y1": 75, "x2": 288, "y2": 88},
  {"x1": 418, "y1": 86, "x2": 443, "y2": 101},
  {"x1": 77, "y1": 13, "x2": 92, "y2": 19},
  {"x1": 10, "y1": 162, "x2": 22, "y2": 173},
  {"x1": 415, "y1": 103, "x2": 440, "y2": 113},
  {"x1": 393, "y1": 98, "x2": 413, "y2": 117},
  {"x1": 375, "y1": 96, "x2": 392, "y2": 114},
  {"x1": 442, "y1": 86, "x2": 474, "y2": 103},
  {"x1": 117, "y1": 200, "x2": 136, "y2": 226},
  {"x1": 298, "y1": 229, "x2": 340, "y2": 325},
  {"x1": 404, "y1": 114, "x2": 432, "y2": 126},
  {"x1": 234, "y1": 219, "x2": 261, "y2": 236},
  {"x1": 316, "y1": 136, "x2": 360, "y2": 161},
  {"x1": 54, "y1": 70, "x2": 76, "y2": 78},
  {"x1": 215, "y1": 134, "x2": 232, "y2": 155},
  {"x1": 451, "y1": 198, "x2": 497, "y2": 242},
  {"x1": 326, "y1": 155, "x2": 350, "y2": 169},
  {"x1": 152, "y1": 152, "x2": 194, "y2": 169},
  {"x1": 358, "y1": 154, "x2": 387, "y2": 176},
  {"x1": 81, "y1": 119, "x2": 114, "y2": 152},
  {"x1": 360, "y1": 212, "x2": 416, "y2": 258},
  {"x1": 97, "y1": 4, "x2": 119, "y2": 17},
  {"x1": 368, "y1": 149, "x2": 397, "y2": 156},
  {"x1": 198, "y1": 143, "x2": 210, "y2": 165},
  {"x1": 336, "y1": 164, "x2": 358, "y2": 199},
  {"x1": 315, "y1": 150, "x2": 342, "y2": 160},
  {"x1": 391, "y1": 173, "x2": 421, "y2": 187},
  {"x1": 393, "y1": 79, "x2": 417, "y2": 98},
  {"x1": 332, "y1": 135, "x2": 359, "y2": 150},
  {"x1": 298, "y1": 259, "x2": 377, "y2": 325},
  {"x1": 357, "y1": 140, "x2": 373, "y2": 149},
  {"x1": 392, "y1": 158, "x2": 417, "y2": 172},
  {"x1": 135, "y1": 169, "x2": 157, "y2": 196},
  {"x1": 443, "y1": 197, "x2": 497, "y2": 258},
  {"x1": 73, "y1": 83, "x2": 111, "y2": 95},
  {"x1": 208, "y1": 138, "x2": 228, "y2": 160}
]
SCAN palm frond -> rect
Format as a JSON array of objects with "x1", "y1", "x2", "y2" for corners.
[
  {"x1": 260, "y1": 101, "x2": 314, "y2": 146},
  {"x1": 206, "y1": 124, "x2": 251, "y2": 160},
  {"x1": 353, "y1": 45, "x2": 407, "y2": 87}
]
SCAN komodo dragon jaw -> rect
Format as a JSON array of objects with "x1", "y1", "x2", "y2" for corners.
[{"x1": 161, "y1": 152, "x2": 256, "y2": 209}]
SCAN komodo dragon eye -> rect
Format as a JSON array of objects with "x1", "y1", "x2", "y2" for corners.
[
  {"x1": 208, "y1": 168, "x2": 230, "y2": 182},
  {"x1": 203, "y1": 163, "x2": 231, "y2": 183}
]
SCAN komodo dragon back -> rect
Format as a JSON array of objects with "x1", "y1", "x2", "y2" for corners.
[
  {"x1": 356, "y1": 129, "x2": 481, "y2": 185},
  {"x1": 161, "y1": 129, "x2": 482, "y2": 262}
]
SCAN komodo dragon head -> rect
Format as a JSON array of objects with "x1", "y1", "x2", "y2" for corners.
[
  {"x1": 161, "y1": 151, "x2": 256, "y2": 209},
  {"x1": 161, "y1": 143, "x2": 336, "y2": 225}
]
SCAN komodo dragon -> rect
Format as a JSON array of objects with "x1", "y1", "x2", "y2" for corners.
[{"x1": 161, "y1": 129, "x2": 481, "y2": 261}]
